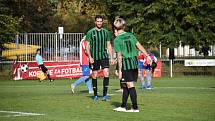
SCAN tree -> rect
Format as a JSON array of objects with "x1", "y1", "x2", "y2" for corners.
[
  {"x1": 0, "y1": 0, "x2": 22, "y2": 51},
  {"x1": 81, "y1": 0, "x2": 215, "y2": 57},
  {"x1": 5, "y1": 0, "x2": 60, "y2": 33}
]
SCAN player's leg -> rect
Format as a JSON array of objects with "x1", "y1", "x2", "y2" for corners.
[
  {"x1": 146, "y1": 67, "x2": 152, "y2": 89},
  {"x1": 113, "y1": 82, "x2": 127, "y2": 112},
  {"x1": 92, "y1": 70, "x2": 98, "y2": 100},
  {"x1": 139, "y1": 61, "x2": 146, "y2": 89},
  {"x1": 71, "y1": 65, "x2": 91, "y2": 93},
  {"x1": 91, "y1": 60, "x2": 100, "y2": 101},
  {"x1": 127, "y1": 83, "x2": 138, "y2": 111},
  {"x1": 101, "y1": 58, "x2": 110, "y2": 101},
  {"x1": 71, "y1": 76, "x2": 88, "y2": 93},
  {"x1": 41, "y1": 65, "x2": 53, "y2": 82},
  {"x1": 126, "y1": 69, "x2": 139, "y2": 112},
  {"x1": 121, "y1": 82, "x2": 129, "y2": 108},
  {"x1": 141, "y1": 69, "x2": 146, "y2": 89}
]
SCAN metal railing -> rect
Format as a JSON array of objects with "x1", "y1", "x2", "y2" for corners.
[
  {"x1": 161, "y1": 59, "x2": 215, "y2": 77},
  {"x1": 1, "y1": 33, "x2": 84, "y2": 62}
]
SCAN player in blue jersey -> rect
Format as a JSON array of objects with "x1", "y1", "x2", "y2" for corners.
[{"x1": 36, "y1": 48, "x2": 53, "y2": 82}]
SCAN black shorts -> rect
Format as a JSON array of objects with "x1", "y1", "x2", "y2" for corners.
[
  {"x1": 39, "y1": 64, "x2": 48, "y2": 73},
  {"x1": 121, "y1": 69, "x2": 138, "y2": 83},
  {"x1": 90, "y1": 58, "x2": 109, "y2": 71}
]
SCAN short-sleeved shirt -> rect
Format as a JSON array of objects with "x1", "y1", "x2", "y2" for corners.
[
  {"x1": 80, "y1": 38, "x2": 88, "y2": 65},
  {"x1": 114, "y1": 32, "x2": 139, "y2": 71},
  {"x1": 138, "y1": 53, "x2": 145, "y2": 62},
  {"x1": 86, "y1": 27, "x2": 110, "y2": 60},
  {"x1": 36, "y1": 54, "x2": 43, "y2": 65}
]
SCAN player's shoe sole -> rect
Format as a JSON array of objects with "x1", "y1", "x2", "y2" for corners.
[
  {"x1": 126, "y1": 108, "x2": 139, "y2": 113},
  {"x1": 113, "y1": 107, "x2": 126, "y2": 112}
]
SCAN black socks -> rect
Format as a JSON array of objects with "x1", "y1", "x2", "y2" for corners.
[
  {"x1": 103, "y1": 77, "x2": 109, "y2": 96},
  {"x1": 129, "y1": 87, "x2": 138, "y2": 109},
  {"x1": 92, "y1": 78, "x2": 97, "y2": 96},
  {"x1": 121, "y1": 86, "x2": 129, "y2": 108}
]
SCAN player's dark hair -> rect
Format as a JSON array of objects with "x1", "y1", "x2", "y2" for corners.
[
  {"x1": 36, "y1": 48, "x2": 41, "y2": 52},
  {"x1": 95, "y1": 15, "x2": 103, "y2": 21}
]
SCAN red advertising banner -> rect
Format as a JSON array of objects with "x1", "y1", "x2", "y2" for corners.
[
  {"x1": 12, "y1": 61, "x2": 82, "y2": 80},
  {"x1": 152, "y1": 61, "x2": 162, "y2": 77},
  {"x1": 12, "y1": 61, "x2": 161, "y2": 80}
]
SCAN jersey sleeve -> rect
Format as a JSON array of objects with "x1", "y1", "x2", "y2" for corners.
[
  {"x1": 114, "y1": 38, "x2": 121, "y2": 53},
  {"x1": 131, "y1": 34, "x2": 138, "y2": 44},
  {"x1": 86, "y1": 30, "x2": 92, "y2": 43}
]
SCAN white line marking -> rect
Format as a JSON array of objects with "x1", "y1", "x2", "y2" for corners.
[
  {"x1": 153, "y1": 87, "x2": 213, "y2": 89},
  {"x1": 0, "y1": 110, "x2": 45, "y2": 117},
  {"x1": 107, "y1": 93, "x2": 115, "y2": 96}
]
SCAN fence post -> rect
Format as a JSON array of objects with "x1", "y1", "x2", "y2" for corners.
[
  {"x1": 170, "y1": 59, "x2": 173, "y2": 78},
  {"x1": 159, "y1": 42, "x2": 162, "y2": 58},
  {"x1": 55, "y1": 33, "x2": 58, "y2": 61},
  {"x1": 15, "y1": 34, "x2": 19, "y2": 49},
  {"x1": 25, "y1": 33, "x2": 28, "y2": 61}
]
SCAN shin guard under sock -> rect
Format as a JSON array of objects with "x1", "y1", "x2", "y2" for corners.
[
  {"x1": 92, "y1": 78, "x2": 97, "y2": 96},
  {"x1": 121, "y1": 86, "x2": 129, "y2": 108},
  {"x1": 129, "y1": 87, "x2": 138, "y2": 109},
  {"x1": 103, "y1": 77, "x2": 109, "y2": 96}
]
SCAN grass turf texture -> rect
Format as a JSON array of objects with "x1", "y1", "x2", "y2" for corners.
[{"x1": 0, "y1": 76, "x2": 215, "y2": 121}]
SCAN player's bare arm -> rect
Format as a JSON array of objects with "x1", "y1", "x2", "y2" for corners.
[
  {"x1": 136, "y1": 42, "x2": 152, "y2": 64},
  {"x1": 107, "y1": 41, "x2": 114, "y2": 65},
  {"x1": 86, "y1": 41, "x2": 94, "y2": 64},
  {"x1": 117, "y1": 52, "x2": 122, "y2": 80}
]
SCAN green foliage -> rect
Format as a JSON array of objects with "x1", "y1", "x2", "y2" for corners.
[
  {"x1": 84, "y1": 0, "x2": 215, "y2": 56},
  {"x1": 5, "y1": 0, "x2": 60, "y2": 33},
  {"x1": 1, "y1": 0, "x2": 214, "y2": 57},
  {"x1": 0, "y1": 0, "x2": 22, "y2": 50},
  {"x1": 56, "y1": 0, "x2": 95, "y2": 33}
]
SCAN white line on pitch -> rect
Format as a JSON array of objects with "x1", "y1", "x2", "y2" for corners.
[{"x1": 0, "y1": 110, "x2": 45, "y2": 117}]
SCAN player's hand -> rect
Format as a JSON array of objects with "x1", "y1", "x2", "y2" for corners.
[
  {"x1": 118, "y1": 70, "x2": 122, "y2": 80},
  {"x1": 115, "y1": 70, "x2": 119, "y2": 76},
  {"x1": 89, "y1": 57, "x2": 94, "y2": 64},
  {"x1": 114, "y1": 59, "x2": 118, "y2": 64},
  {"x1": 110, "y1": 58, "x2": 115, "y2": 65}
]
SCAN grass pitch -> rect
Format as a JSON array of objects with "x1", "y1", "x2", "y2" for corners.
[{"x1": 0, "y1": 76, "x2": 215, "y2": 121}]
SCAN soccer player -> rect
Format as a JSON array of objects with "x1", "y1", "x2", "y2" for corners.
[
  {"x1": 114, "y1": 30, "x2": 123, "y2": 93},
  {"x1": 71, "y1": 36, "x2": 93, "y2": 94},
  {"x1": 139, "y1": 52, "x2": 157, "y2": 90},
  {"x1": 85, "y1": 15, "x2": 114, "y2": 101},
  {"x1": 35, "y1": 48, "x2": 53, "y2": 82},
  {"x1": 138, "y1": 52, "x2": 146, "y2": 89},
  {"x1": 113, "y1": 18, "x2": 150, "y2": 112}
]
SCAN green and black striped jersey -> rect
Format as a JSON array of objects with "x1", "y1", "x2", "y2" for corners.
[
  {"x1": 86, "y1": 27, "x2": 110, "y2": 60},
  {"x1": 114, "y1": 32, "x2": 139, "y2": 70}
]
